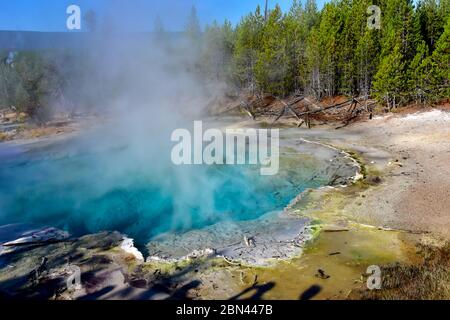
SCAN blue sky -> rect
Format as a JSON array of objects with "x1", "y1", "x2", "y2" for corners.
[{"x1": 0, "y1": 0, "x2": 327, "y2": 32}]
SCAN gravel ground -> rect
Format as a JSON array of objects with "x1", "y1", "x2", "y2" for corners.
[{"x1": 334, "y1": 110, "x2": 450, "y2": 239}]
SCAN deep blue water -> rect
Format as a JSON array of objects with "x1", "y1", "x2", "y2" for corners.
[{"x1": 0, "y1": 135, "x2": 328, "y2": 246}]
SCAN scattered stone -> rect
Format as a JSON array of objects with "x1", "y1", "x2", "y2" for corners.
[
  {"x1": 315, "y1": 269, "x2": 331, "y2": 279},
  {"x1": 243, "y1": 236, "x2": 256, "y2": 247},
  {"x1": 367, "y1": 176, "x2": 382, "y2": 185}
]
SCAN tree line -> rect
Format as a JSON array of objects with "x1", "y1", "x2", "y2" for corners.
[
  {"x1": 0, "y1": 50, "x2": 85, "y2": 123},
  {"x1": 1, "y1": 0, "x2": 448, "y2": 123},
  {"x1": 194, "y1": 0, "x2": 449, "y2": 108}
]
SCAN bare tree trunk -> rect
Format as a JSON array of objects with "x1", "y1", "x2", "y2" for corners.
[{"x1": 264, "y1": 0, "x2": 269, "y2": 21}]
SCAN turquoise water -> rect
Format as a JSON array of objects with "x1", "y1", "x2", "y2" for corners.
[{"x1": 0, "y1": 134, "x2": 328, "y2": 246}]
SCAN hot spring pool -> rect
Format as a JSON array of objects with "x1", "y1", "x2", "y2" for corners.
[{"x1": 0, "y1": 129, "x2": 356, "y2": 247}]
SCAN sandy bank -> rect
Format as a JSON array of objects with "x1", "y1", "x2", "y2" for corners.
[{"x1": 329, "y1": 110, "x2": 450, "y2": 239}]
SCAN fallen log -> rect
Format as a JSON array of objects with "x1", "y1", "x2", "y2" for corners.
[
  {"x1": 215, "y1": 104, "x2": 242, "y2": 116},
  {"x1": 296, "y1": 99, "x2": 354, "y2": 117},
  {"x1": 215, "y1": 94, "x2": 375, "y2": 128},
  {"x1": 272, "y1": 107, "x2": 286, "y2": 124},
  {"x1": 240, "y1": 101, "x2": 256, "y2": 120},
  {"x1": 271, "y1": 95, "x2": 304, "y2": 125},
  {"x1": 323, "y1": 228, "x2": 350, "y2": 232}
]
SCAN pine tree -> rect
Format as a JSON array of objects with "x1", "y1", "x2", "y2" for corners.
[
  {"x1": 329, "y1": 0, "x2": 381, "y2": 97},
  {"x1": 202, "y1": 20, "x2": 235, "y2": 82},
  {"x1": 305, "y1": 26, "x2": 322, "y2": 98},
  {"x1": 11, "y1": 52, "x2": 61, "y2": 122},
  {"x1": 284, "y1": 0, "x2": 305, "y2": 93},
  {"x1": 416, "y1": 16, "x2": 450, "y2": 102},
  {"x1": 338, "y1": 0, "x2": 362, "y2": 95},
  {"x1": 198, "y1": 0, "x2": 448, "y2": 106},
  {"x1": 307, "y1": 2, "x2": 341, "y2": 97},
  {"x1": 153, "y1": 15, "x2": 168, "y2": 46},
  {"x1": 408, "y1": 40, "x2": 430, "y2": 103},
  {"x1": 439, "y1": 0, "x2": 450, "y2": 18},
  {"x1": 83, "y1": 10, "x2": 98, "y2": 32},
  {"x1": 373, "y1": 41, "x2": 407, "y2": 108},
  {"x1": 185, "y1": 6, "x2": 202, "y2": 44},
  {"x1": 374, "y1": 0, "x2": 416, "y2": 104},
  {"x1": 415, "y1": 0, "x2": 446, "y2": 51},
  {"x1": 304, "y1": 0, "x2": 319, "y2": 30},
  {"x1": 232, "y1": 6, "x2": 264, "y2": 92},
  {"x1": 255, "y1": 4, "x2": 290, "y2": 95},
  {"x1": 0, "y1": 61, "x2": 28, "y2": 110},
  {"x1": 355, "y1": 28, "x2": 381, "y2": 96},
  {"x1": 154, "y1": 15, "x2": 165, "y2": 36},
  {"x1": 432, "y1": 15, "x2": 450, "y2": 93}
]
